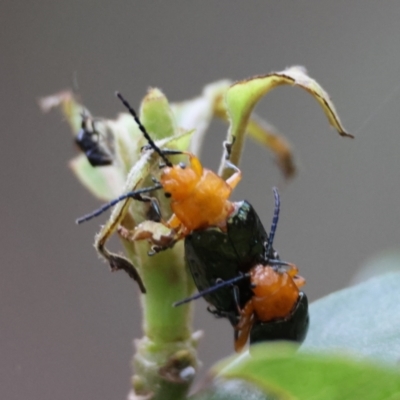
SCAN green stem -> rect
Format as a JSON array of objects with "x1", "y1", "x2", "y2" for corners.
[{"x1": 123, "y1": 240, "x2": 199, "y2": 400}]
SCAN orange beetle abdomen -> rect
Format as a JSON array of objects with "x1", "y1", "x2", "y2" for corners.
[{"x1": 250, "y1": 265, "x2": 301, "y2": 321}]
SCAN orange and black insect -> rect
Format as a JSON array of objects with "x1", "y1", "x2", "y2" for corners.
[
  {"x1": 77, "y1": 92, "x2": 242, "y2": 236},
  {"x1": 175, "y1": 188, "x2": 309, "y2": 352}
]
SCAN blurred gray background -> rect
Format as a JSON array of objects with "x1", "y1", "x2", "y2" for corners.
[{"x1": 2, "y1": 2, "x2": 400, "y2": 399}]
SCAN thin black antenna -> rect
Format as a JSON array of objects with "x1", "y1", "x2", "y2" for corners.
[
  {"x1": 266, "y1": 187, "x2": 280, "y2": 256},
  {"x1": 115, "y1": 92, "x2": 173, "y2": 167},
  {"x1": 173, "y1": 273, "x2": 250, "y2": 307},
  {"x1": 76, "y1": 183, "x2": 162, "y2": 224},
  {"x1": 173, "y1": 260, "x2": 293, "y2": 307}
]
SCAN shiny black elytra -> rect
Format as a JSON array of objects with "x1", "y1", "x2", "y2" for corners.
[
  {"x1": 184, "y1": 201, "x2": 269, "y2": 325},
  {"x1": 249, "y1": 292, "x2": 309, "y2": 345}
]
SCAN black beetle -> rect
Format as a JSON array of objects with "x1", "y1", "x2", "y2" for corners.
[{"x1": 75, "y1": 114, "x2": 113, "y2": 167}]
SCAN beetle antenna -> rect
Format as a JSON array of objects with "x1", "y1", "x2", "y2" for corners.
[
  {"x1": 266, "y1": 187, "x2": 280, "y2": 256},
  {"x1": 76, "y1": 182, "x2": 163, "y2": 224},
  {"x1": 173, "y1": 273, "x2": 250, "y2": 307},
  {"x1": 115, "y1": 92, "x2": 173, "y2": 167}
]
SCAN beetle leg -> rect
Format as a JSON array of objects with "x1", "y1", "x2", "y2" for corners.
[
  {"x1": 136, "y1": 195, "x2": 162, "y2": 222},
  {"x1": 280, "y1": 263, "x2": 299, "y2": 277},
  {"x1": 223, "y1": 138, "x2": 235, "y2": 159},
  {"x1": 224, "y1": 160, "x2": 242, "y2": 190},
  {"x1": 235, "y1": 301, "x2": 255, "y2": 352},
  {"x1": 166, "y1": 214, "x2": 191, "y2": 239},
  {"x1": 166, "y1": 213, "x2": 181, "y2": 229},
  {"x1": 279, "y1": 263, "x2": 305, "y2": 289},
  {"x1": 232, "y1": 285, "x2": 242, "y2": 314},
  {"x1": 207, "y1": 306, "x2": 226, "y2": 319},
  {"x1": 293, "y1": 275, "x2": 306, "y2": 288}
]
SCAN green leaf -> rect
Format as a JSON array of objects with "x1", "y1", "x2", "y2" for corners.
[
  {"x1": 215, "y1": 343, "x2": 400, "y2": 400},
  {"x1": 171, "y1": 80, "x2": 297, "y2": 179},
  {"x1": 213, "y1": 90, "x2": 296, "y2": 179},
  {"x1": 171, "y1": 80, "x2": 230, "y2": 156},
  {"x1": 201, "y1": 272, "x2": 400, "y2": 399},
  {"x1": 69, "y1": 155, "x2": 125, "y2": 201},
  {"x1": 106, "y1": 112, "x2": 145, "y2": 176},
  {"x1": 141, "y1": 88, "x2": 178, "y2": 141},
  {"x1": 220, "y1": 66, "x2": 353, "y2": 178},
  {"x1": 189, "y1": 379, "x2": 274, "y2": 400},
  {"x1": 303, "y1": 271, "x2": 400, "y2": 365}
]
